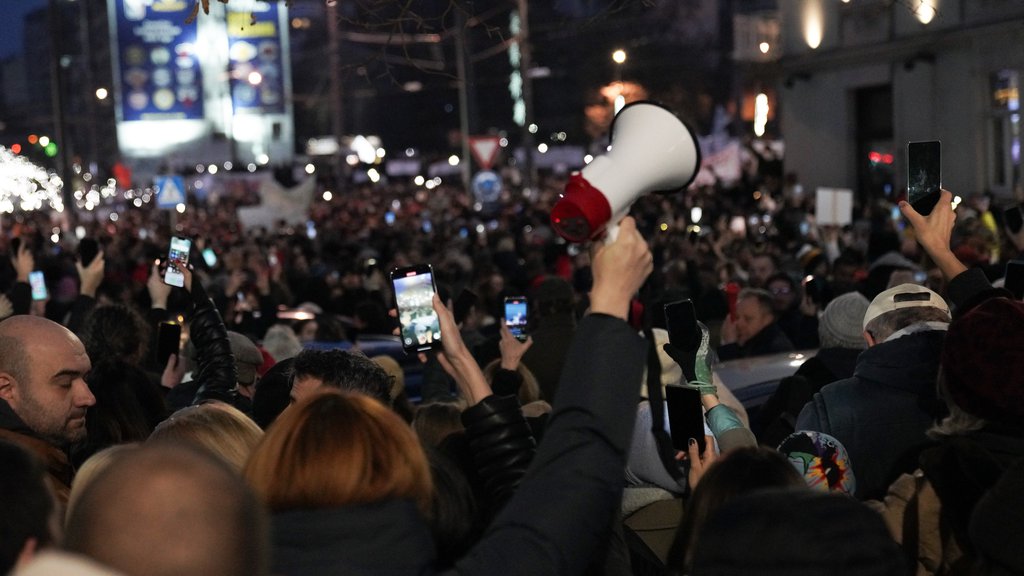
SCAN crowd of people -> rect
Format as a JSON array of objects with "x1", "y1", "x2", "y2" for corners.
[{"x1": 1, "y1": 154, "x2": 1023, "y2": 576}]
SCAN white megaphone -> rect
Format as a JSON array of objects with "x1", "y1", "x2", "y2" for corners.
[{"x1": 551, "y1": 101, "x2": 701, "y2": 242}]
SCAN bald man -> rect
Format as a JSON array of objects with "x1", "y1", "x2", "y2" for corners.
[
  {"x1": 0, "y1": 316, "x2": 95, "y2": 503},
  {"x1": 64, "y1": 443, "x2": 269, "y2": 576}
]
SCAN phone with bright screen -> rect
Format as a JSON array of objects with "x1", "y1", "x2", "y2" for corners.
[
  {"x1": 907, "y1": 140, "x2": 941, "y2": 215},
  {"x1": 504, "y1": 296, "x2": 528, "y2": 341},
  {"x1": 202, "y1": 247, "x2": 217, "y2": 268},
  {"x1": 29, "y1": 271, "x2": 47, "y2": 301},
  {"x1": 155, "y1": 321, "x2": 181, "y2": 367},
  {"x1": 163, "y1": 236, "x2": 192, "y2": 288},
  {"x1": 390, "y1": 264, "x2": 441, "y2": 354}
]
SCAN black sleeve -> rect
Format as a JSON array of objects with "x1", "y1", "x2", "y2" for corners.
[
  {"x1": 490, "y1": 368, "x2": 522, "y2": 398},
  {"x1": 451, "y1": 313, "x2": 647, "y2": 576},
  {"x1": 460, "y1": 394, "x2": 536, "y2": 514},
  {"x1": 945, "y1": 267, "x2": 1011, "y2": 316},
  {"x1": 188, "y1": 278, "x2": 238, "y2": 405}
]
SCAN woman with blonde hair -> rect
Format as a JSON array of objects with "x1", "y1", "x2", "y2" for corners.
[{"x1": 148, "y1": 403, "x2": 262, "y2": 472}]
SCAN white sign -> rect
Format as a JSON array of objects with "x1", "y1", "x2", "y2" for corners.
[{"x1": 815, "y1": 187, "x2": 854, "y2": 226}]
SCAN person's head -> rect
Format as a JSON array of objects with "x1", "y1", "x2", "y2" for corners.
[
  {"x1": 413, "y1": 401, "x2": 466, "y2": 447},
  {"x1": 260, "y1": 324, "x2": 303, "y2": 362},
  {"x1": 65, "y1": 443, "x2": 269, "y2": 576},
  {"x1": 862, "y1": 283, "x2": 951, "y2": 345},
  {"x1": 0, "y1": 316, "x2": 95, "y2": 445},
  {"x1": 747, "y1": 254, "x2": 777, "y2": 288},
  {"x1": 765, "y1": 273, "x2": 798, "y2": 313},
  {"x1": 778, "y1": 431, "x2": 857, "y2": 495},
  {"x1": 67, "y1": 443, "x2": 138, "y2": 524},
  {"x1": 0, "y1": 440, "x2": 59, "y2": 574},
  {"x1": 482, "y1": 358, "x2": 543, "y2": 404},
  {"x1": 529, "y1": 276, "x2": 575, "y2": 323},
  {"x1": 669, "y1": 446, "x2": 804, "y2": 572},
  {"x1": 288, "y1": 348, "x2": 393, "y2": 405},
  {"x1": 244, "y1": 390, "x2": 432, "y2": 514},
  {"x1": 817, "y1": 292, "x2": 870, "y2": 350},
  {"x1": 939, "y1": 297, "x2": 1024, "y2": 427},
  {"x1": 228, "y1": 331, "x2": 263, "y2": 394},
  {"x1": 251, "y1": 357, "x2": 293, "y2": 429},
  {"x1": 689, "y1": 488, "x2": 906, "y2": 576},
  {"x1": 78, "y1": 304, "x2": 150, "y2": 367},
  {"x1": 734, "y1": 288, "x2": 776, "y2": 345},
  {"x1": 148, "y1": 403, "x2": 263, "y2": 472},
  {"x1": 72, "y1": 359, "x2": 166, "y2": 467},
  {"x1": 293, "y1": 319, "x2": 319, "y2": 343},
  {"x1": 423, "y1": 446, "x2": 479, "y2": 569}
]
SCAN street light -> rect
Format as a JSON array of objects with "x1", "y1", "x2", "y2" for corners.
[
  {"x1": 95, "y1": 87, "x2": 108, "y2": 100},
  {"x1": 612, "y1": 49, "x2": 627, "y2": 65}
]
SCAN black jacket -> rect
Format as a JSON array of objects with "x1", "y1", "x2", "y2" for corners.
[{"x1": 717, "y1": 322, "x2": 794, "y2": 361}]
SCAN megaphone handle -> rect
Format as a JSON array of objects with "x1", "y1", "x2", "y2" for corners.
[{"x1": 603, "y1": 222, "x2": 620, "y2": 245}]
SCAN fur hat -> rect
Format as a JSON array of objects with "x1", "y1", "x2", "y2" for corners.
[
  {"x1": 818, "y1": 292, "x2": 870, "y2": 349},
  {"x1": 778, "y1": 431, "x2": 857, "y2": 495},
  {"x1": 942, "y1": 298, "x2": 1024, "y2": 423}
]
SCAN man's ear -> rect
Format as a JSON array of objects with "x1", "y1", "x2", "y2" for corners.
[
  {"x1": 863, "y1": 330, "x2": 877, "y2": 348},
  {"x1": 0, "y1": 372, "x2": 18, "y2": 404}
]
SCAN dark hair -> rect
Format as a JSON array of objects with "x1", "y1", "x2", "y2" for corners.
[
  {"x1": 73, "y1": 359, "x2": 168, "y2": 468},
  {"x1": 290, "y1": 349, "x2": 393, "y2": 404},
  {"x1": 424, "y1": 446, "x2": 480, "y2": 569},
  {"x1": 737, "y1": 288, "x2": 777, "y2": 319},
  {"x1": 413, "y1": 401, "x2": 466, "y2": 447},
  {"x1": 353, "y1": 299, "x2": 395, "y2": 336},
  {"x1": 79, "y1": 304, "x2": 152, "y2": 367},
  {"x1": 0, "y1": 440, "x2": 55, "y2": 574},
  {"x1": 668, "y1": 446, "x2": 804, "y2": 573}
]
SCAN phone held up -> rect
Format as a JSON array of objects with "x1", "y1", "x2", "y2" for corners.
[
  {"x1": 163, "y1": 236, "x2": 192, "y2": 288},
  {"x1": 504, "y1": 296, "x2": 529, "y2": 341},
  {"x1": 390, "y1": 264, "x2": 441, "y2": 354},
  {"x1": 907, "y1": 140, "x2": 941, "y2": 216},
  {"x1": 155, "y1": 321, "x2": 182, "y2": 367},
  {"x1": 662, "y1": 299, "x2": 706, "y2": 454},
  {"x1": 78, "y1": 238, "x2": 100, "y2": 266},
  {"x1": 29, "y1": 271, "x2": 48, "y2": 301}
]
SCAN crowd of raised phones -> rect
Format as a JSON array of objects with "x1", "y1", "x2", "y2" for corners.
[{"x1": 1, "y1": 165, "x2": 1023, "y2": 576}]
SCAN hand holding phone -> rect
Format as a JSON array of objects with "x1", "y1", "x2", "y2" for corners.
[
  {"x1": 78, "y1": 238, "x2": 100, "y2": 266},
  {"x1": 907, "y1": 140, "x2": 941, "y2": 216},
  {"x1": 665, "y1": 385, "x2": 707, "y2": 454},
  {"x1": 155, "y1": 321, "x2": 182, "y2": 367},
  {"x1": 391, "y1": 264, "x2": 441, "y2": 353},
  {"x1": 163, "y1": 236, "x2": 192, "y2": 288}
]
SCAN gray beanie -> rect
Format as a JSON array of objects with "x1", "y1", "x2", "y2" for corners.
[{"x1": 818, "y1": 292, "x2": 870, "y2": 350}]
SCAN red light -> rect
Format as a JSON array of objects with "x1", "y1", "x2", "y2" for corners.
[
  {"x1": 881, "y1": 153, "x2": 894, "y2": 164},
  {"x1": 868, "y1": 151, "x2": 882, "y2": 163},
  {"x1": 27, "y1": 134, "x2": 38, "y2": 145},
  {"x1": 10, "y1": 144, "x2": 21, "y2": 154}
]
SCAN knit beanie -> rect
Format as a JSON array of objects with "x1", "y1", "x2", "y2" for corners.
[
  {"x1": 941, "y1": 297, "x2": 1024, "y2": 423},
  {"x1": 818, "y1": 292, "x2": 870, "y2": 350}
]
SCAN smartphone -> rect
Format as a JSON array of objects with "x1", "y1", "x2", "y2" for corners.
[
  {"x1": 663, "y1": 299, "x2": 701, "y2": 351},
  {"x1": 665, "y1": 385, "x2": 706, "y2": 454},
  {"x1": 154, "y1": 321, "x2": 182, "y2": 366},
  {"x1": 202, "y1": 247, "x2": 217, "y2": 268},
  {"x1": 907, "y1": 140, "x2": 941, "y2": 215},
  {"x1": 1005, "y1": 260, "x2": 1024, "y2": 300},
  {"x1": 453, "y1": 288, "x2": 478, "y2": 325},
  {"x1": 78, "y1": 238, "x2": 99, "y2": 266},
  {"x1": 390, "y1": 264, "x2": 441, "y2": 354},
  {"x1": 10, "y1": 237, "x2": 24, "y2": 255},
  {"x1": 802, "y1": 275, "x2": 827, "y2": 305},
  {"x1": 163, "y1": 236, "x2": 192, "y2": 288},
  {"x1": 504, "y1": 296, "x2": 529, "y2": 341},
  {"x1": 29, "y1": 271, "x2": 47, "y2": 301},
  {"x1": 1004, "y1": 205, "x2": 1024, "y2": 235}
]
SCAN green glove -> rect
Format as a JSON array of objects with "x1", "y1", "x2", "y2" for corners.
[{"x1": 662, "y1": 321, "x2": 717, "y2": 396}]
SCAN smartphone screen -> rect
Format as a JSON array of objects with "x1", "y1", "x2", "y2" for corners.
[
  {"x1": 163, "y1": 236, "x2": 192, "y2": 288},
  {"x1": 665, "y1": 385, "x2": 706, "y2": 454},
  {"x1": 504, "y1": 296, "x2": 528, "y2": 341},
  {"x1": 391, "y1": 264, "x2": 441, "y2": 353},
  {"x1": 78, "y1": 238, "x2": 99, "y2": 266},
  {"x1": 1004, "y1": 205, "x2": 1024, "y2": 235},
  {"x1": 155, "y1": 321, "x2": 182, "y2": 366},
  {"x1": 1005, "y1": 260, "x2": 1024, "y2": 300},
  {"x1": 202, "y1": 247, "x2": 217, "y2": 268},
  {"x1": 907, "y1": 140, "x2": 941, "y2": 215},
  {"x1": 29, "y1": 271, "x2": 47, "y2": 301}
]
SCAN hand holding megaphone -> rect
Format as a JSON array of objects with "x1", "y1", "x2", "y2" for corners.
[{"x1": 551, "y1": 102, "x2": 702, "y2": 243}]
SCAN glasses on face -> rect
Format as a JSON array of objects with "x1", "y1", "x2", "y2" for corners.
[{"x1": 770, "y1": 286, "x2": 792, "y2": 295}]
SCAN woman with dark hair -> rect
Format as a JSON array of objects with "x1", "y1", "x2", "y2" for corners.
[
  {"x1": 71, "y1": 359, "x2": 167, "y2": 468},
  {"x1": 77, "y1": 303, "x2": 152, "y2": 368},
  {"x1": 667, "y1": 446, "x2": 805, "y2": 574}
]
